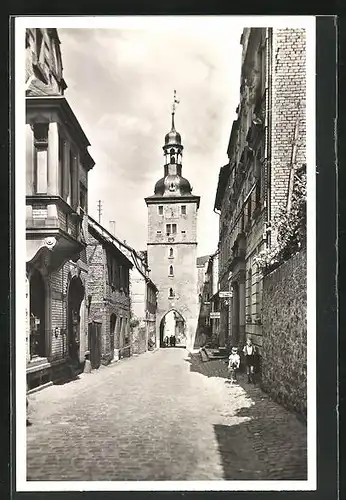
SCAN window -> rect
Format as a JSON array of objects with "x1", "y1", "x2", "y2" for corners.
[
  {"x1": 33, "y1": 123, "x2": 49, "y2": 194},
  {"x1": 67, "y1": 149, "x2": 74, "y2": 206},
  {"x1": 158, "y1": 205, "x2": 163, "y2": 215},
  {"x1": 169, "y1": 288, "x2": 174, "y2": 298},
  {"x1": 166, "y1": 224, "x2": 177, "y2": 236},
  {"x1": 181, "y1": 205, "x2": 186, "y2": 215},
  {"x1": 58, "y1": 134, "x2": 64, "y2": 196},
  {"x1": 156, "y1": 230, "x2": 162, "y2": 234},
  {"x1": 169, "y1": 247, "x2": 174, "y2": 258},
  {"x1": 169, "y1": 265, "x2": 174, "y2": 276},
  {"x1": 247, "y1": 269, "x2": 253, "y2": 319},
  {"x1": 124, "y1": 318, "x2": 129, "y2": 345},
  {"x1": 181, "y1": 230, "x2": 186, "y2": 234},
  {"x1": 79, "y1": 183, "x2": 87, "y2": 211}
]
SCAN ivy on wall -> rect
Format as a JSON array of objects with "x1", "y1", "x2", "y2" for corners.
[{"x1": 254, "y1": 165, "x2": 306, "y2": 275}]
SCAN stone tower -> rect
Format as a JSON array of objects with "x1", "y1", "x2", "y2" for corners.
[{"x1": 145, "y1": 92, "x2": 200, "y2": 351}]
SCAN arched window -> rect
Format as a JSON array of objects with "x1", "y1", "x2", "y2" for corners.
[
  {"x1": 169, "y1": 247, "x2": 174, "y2": 258},
  {"x1": 169, "y1": 288, "x2": 174, "y2": 298},
  {"x1": 169, "y1": 265, "x2": 174, "y2": 276}
]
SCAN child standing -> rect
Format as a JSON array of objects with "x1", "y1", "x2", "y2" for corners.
[
  {"x1": 228, "y1": 347, "x2": 240, "y2": 384},
  {"x1": 243, "y1": 337, "x2": 257, "y2": 383}
]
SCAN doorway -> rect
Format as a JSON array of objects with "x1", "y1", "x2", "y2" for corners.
[
  {"x1": 88, "y1": 321, "x2": 102, "y2": 369},
  {"x1": 67, "y1": 276, "x2": 85, "y2": 364},
  {"x1": 29, "y1": 268, "x2": 46, "y2": 359}
]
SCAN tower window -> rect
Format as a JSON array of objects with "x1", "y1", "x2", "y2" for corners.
[
  {"x1": 169, "y1": 288, "x2": 174, "y2": 298},
  {"x1": 158, "y1": 205, "x2": 163, "y2": 215},
  {"x1": 169, "y1": 265, "x2": 174, "y2": 276},
  {"x1": 166, "y1": 224, "x2": 177, "y2": 236},
  {"x1": 181, "y1": 205, "x2": 186, "y2": 215},
  {"x1": 169, "y1": 247, "x2": 174, "y2": 258},
  {"x1": 171, "y1": 155, "x2": 175, "y2": 163}
]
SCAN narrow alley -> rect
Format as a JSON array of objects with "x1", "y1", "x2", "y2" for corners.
[{"x1": 27, "y1": 349, "x2": 307, "y2": 481}]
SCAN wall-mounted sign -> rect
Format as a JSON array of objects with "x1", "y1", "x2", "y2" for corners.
[
  {"x1": 219, "y1": 291, "x2": 233, "y2": 298},
  {"x1": 210, "y1": 311, "x2": 220, "y2": 319}
]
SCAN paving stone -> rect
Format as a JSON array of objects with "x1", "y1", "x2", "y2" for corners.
[{"x1": 27, "y1": 349, "x2": 307, "y2": 481}]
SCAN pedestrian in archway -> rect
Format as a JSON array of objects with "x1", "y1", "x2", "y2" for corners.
[
  {"x1": 164, "y1": 336, "x2": 169, "y2": 347},
  {"x1": 172, "y1": 335, "x2": 176, "y2": 347},
  {"x1": 243, "y1": 337, "x2": 257, "y2": 384}
]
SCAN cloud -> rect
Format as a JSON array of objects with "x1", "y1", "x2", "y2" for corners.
[{"x1": 58, "y1": 23, "x2": 243, "y2": 254}]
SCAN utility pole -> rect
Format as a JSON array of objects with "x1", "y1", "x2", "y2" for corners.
[
  {"x1": 110, "y1": 220, "x2": 116, "y2": 235},
  {"x1": 97, "y1": 200, "x2": 102, "y2": 224}
]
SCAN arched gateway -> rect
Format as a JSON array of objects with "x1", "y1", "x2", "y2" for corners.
[
  {"x1": 159, "y1": 309, "x2": 187, "y2": 347},
  {"x1": 145, "y1": 92, "x2": 200, "y2": 352}
]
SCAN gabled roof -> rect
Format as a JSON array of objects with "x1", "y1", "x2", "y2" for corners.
[
  {"x1": 197, "y1": 255, "x2": 211, "y2": 266},
  {"x1": 214, "y1": 164, "x2": 231, "y2": 212},
  {"x1": 88, "y1": 223, "x2": 133, "y2": 269},
  {"x1": 88, "y1": 216, "x2": 158, "y2": 291}
]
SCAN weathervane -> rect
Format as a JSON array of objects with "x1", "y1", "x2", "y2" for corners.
[{"x1": 172, "y1": 89, "x2": 180, "y2": 114}]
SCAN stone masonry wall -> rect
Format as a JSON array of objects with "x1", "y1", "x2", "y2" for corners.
[
  {"x1": 87, "y1": 231, "x2": 131, "y2": 362},
  {"x1": 261, "y1": 248, "x2": 307, "y2": 418}
]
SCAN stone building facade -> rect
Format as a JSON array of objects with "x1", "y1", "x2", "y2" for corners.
[
  {"x1": 87, "y1": 217, "x2": 133, "y2": 366},
  {"x1": 196, "y1": 255, "x2": 211, "y2": 347},
  {"x1": 145, "y1": 103, "x2": 200, "y2": 351},
  {"x1": 25, "y1": 28, "x2": 95, "y2": 389},
  {"x1": 214, "y1": 28, "x2": 306, "y2": 359},
  {"x1": 87, "y1": 217, "x2": 158, "y2": 361}
]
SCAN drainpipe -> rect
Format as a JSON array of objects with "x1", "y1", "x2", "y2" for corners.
[{"x1": 265, "y1": 27, "x2": 273, "y2": 249}]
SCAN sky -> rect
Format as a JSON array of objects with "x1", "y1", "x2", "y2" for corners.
[{"x1": 58, "y1": 21, "x2": 243, "y2": 256}]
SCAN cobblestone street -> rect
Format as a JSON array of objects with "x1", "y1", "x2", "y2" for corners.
[{"x1": 27, "y1": 349, "x2": 307, "y2": 481}]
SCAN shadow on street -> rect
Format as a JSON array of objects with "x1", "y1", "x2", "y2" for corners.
[{"x1": 185, "y1": 352, "x2": 307, "y2": 481}]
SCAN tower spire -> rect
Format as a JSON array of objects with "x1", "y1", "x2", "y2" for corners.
[{"x1": 171, "y1": 89, "x2": 180, "y2": 131}]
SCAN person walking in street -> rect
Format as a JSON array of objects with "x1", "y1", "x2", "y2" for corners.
[
  {"x1": 243, "y1": 337, "x2": 257, "y2": 384},
  {"x1": 228, "y1": 347, "x2": 240, "y2": 385}
]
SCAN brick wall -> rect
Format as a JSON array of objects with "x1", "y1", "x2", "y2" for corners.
[
  {"x1": 270, "y1": 28, "x2": 306, "y2": 240},
  {"x1": 261, "y1": 248, "x2": 307, "y2": 418}
]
